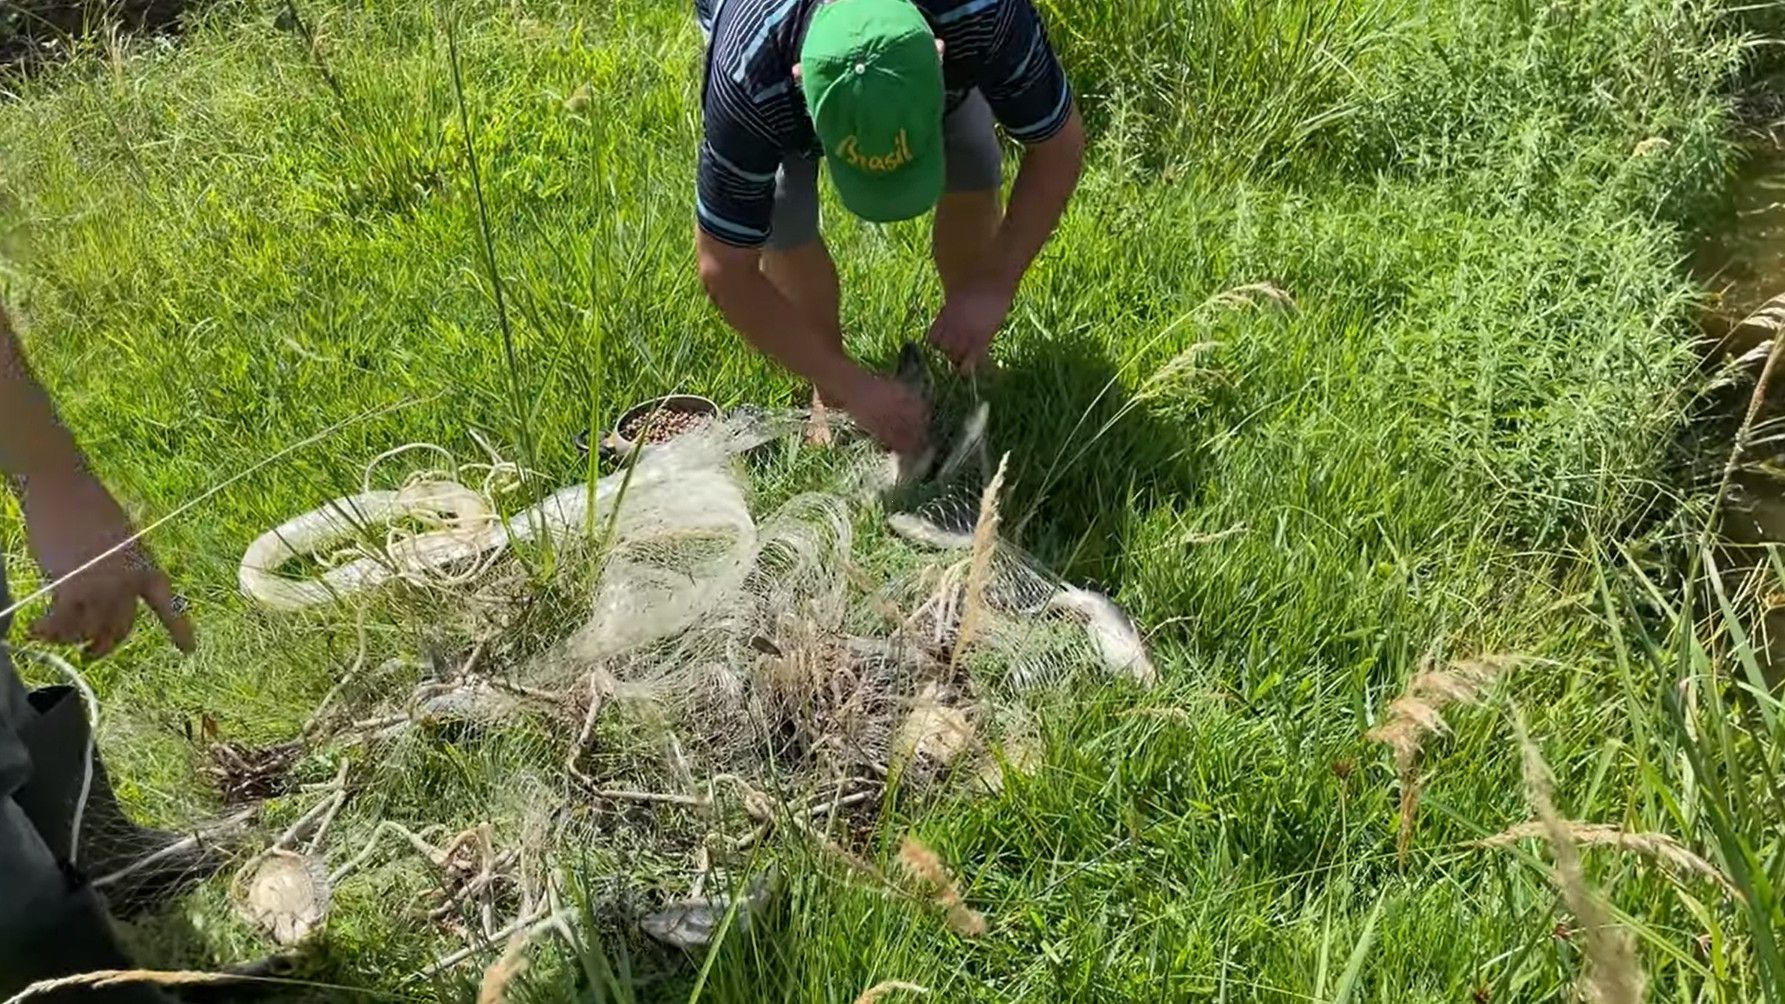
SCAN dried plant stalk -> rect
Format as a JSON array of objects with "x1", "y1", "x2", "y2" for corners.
[
  {"x1": 1479, "y1": 822, "x2": 1739, "y2": 901},
  {"x1": 1367, "y1": 655, "x2": 1522, "y2": 864},
  {"x1": 1517, "y1": 726, "x2": 1646, "y2": 1004},
  {"x1": 952, "y1": 453, "x2": 1009, "y2": 666},
  {"x1": 897, "y1": 836, "x2": 987, "y2": 937},
  {"x1": 5, "y1": 971, "x2": 239, "y2": 1004},
  {"x1": 1709, "y1": 292, "x2": 1785, "y2": 539},
  {"x1": 476, "y1": 930, "x2": 534, "y2": 1004}
]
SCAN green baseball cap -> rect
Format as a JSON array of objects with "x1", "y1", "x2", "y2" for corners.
[{"x1": 800, "y1": 0, "x2": 944, "y2": 223}]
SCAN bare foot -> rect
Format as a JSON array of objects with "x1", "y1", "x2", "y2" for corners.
[{"x1": 805, "y1": 389, "x2": 834, "y2": 447}]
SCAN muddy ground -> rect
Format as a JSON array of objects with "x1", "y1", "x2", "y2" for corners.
[{"x1": 1, "y1": 0, "x2": 189, "y2": 70}]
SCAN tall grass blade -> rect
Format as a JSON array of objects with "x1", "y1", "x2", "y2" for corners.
[{"x1": 1330, "y1": 896, "x2": 1383, "y2": 1004}]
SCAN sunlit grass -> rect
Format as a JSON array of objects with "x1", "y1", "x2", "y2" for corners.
[{"x1": 0, "y1": 0, "x2": 1779, "y2": 1000}]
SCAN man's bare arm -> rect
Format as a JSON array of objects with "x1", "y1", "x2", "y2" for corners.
[
  {"x1": 696, "y1": 232, "x2": 928, "y2": 454},
  {"x1": 989, "y1": 104, "x2": 1086, "y2": 292},
  {"x1": 696, "y1": 234, "x2": 866, "y2": 404},
  {"x1": 0, "y1": 306, "x2": 193, "y2": 656},
  {"x1": 0, "y1": 308, "x2": 87, "y2": 488},
  {"x1": 928, "y1": 104, "x2": 1085, "y2": 369}
]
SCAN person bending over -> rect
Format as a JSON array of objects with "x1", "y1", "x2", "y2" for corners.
[{"x1": 693, "y1": 0, "x2": 1085, "y2": 452}]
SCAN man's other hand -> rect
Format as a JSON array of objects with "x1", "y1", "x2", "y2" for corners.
[
  {"x1": 20, "y1": 471, "x2": 194, "y2": 658},
  {"x1": 840, "y1": 370, "x2": 930, "y2": 457},
  {"x1": 928, "y1": 276, "x2": 1015, "y2": 374}
]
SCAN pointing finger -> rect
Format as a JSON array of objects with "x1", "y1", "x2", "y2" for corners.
[{"x1": 143, "y1": 572, "x2": 197, "y2": 655}]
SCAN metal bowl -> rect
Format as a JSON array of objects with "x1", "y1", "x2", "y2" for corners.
[{"x1": 577, "y1": 393, "x2": 721, "y2": 462}]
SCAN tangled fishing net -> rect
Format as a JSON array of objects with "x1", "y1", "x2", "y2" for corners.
[{"x1": 79, "y1": 405, "x2": 1158, "y2": 978}]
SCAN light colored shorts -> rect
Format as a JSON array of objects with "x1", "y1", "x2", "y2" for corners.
[{"x1": 768, "y1": 90, "x2": 1003, "y2": 250}]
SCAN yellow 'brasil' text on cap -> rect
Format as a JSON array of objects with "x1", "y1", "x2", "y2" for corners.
[{"x1": 836, "y1": 130, "x2": 913, "y2": 174}]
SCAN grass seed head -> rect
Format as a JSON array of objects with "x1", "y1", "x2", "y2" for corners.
[
  {"x1": 1206, "y1": 281, "x2": 1297, "y2": 314},
  {"x1": 854, "y1": 981, "x2": 930, "y2": 1004},
  {"x1": 952, "y1": 453, "x2": 1009, "y2": 663},
  {"x1": 896, "y1": 836, "x2": 987, "y2": 938},
  {"x1": 1479, "y1": 822, "x2": 1739, "y2": 901},
  {"x1": 1368, "y1": 654, "x2": 1522, "y2": 863}
]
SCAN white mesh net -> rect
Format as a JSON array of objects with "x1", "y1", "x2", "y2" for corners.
[{"x1": 65, "y1": 408, "x2": 1156, "y2": 976}]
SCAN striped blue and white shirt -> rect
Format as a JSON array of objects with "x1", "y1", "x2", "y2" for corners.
[{"x1": 695, "y1": 0, "x2": 1073, "y2": 248}]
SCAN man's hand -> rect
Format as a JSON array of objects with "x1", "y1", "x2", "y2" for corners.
[
  {"x1": 837, "y1": 369, "x2": 930, "y2": 456},
  {"x1": 698, "y1": 231, "x2": 932, "y2": 454},
  {"x1": 3, "y1": 305, "x2": 192, "y2": 658},
  {"x1": 19, "y1": 471, "x2": 194, "y2": 659},
  {"x1": 928, "y1": 276, "x2": 1016, "y2": 374}
]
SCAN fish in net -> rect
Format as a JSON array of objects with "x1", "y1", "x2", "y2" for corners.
[{"x1": 62, "y1": 407, "x2": 1157, "y2": 973}]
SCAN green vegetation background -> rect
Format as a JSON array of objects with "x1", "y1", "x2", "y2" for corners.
[{"x1": 2, "y1": 0, "x2": 1781, "y2": 999}]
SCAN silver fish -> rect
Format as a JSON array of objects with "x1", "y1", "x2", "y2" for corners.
[{"x1": 1044, "y1": 586, "x2": 1159, "y2": 687}]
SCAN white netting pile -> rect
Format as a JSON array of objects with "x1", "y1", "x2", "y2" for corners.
[{"x1": 103, "y1": 409, "x2": 1158, "y2": 975}]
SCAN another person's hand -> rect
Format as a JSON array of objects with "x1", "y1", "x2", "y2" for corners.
[
  {"x1": 928, "y1": 276, "x2": 1015, "y2": 374},
  {"x1": 19, "y1": 470, "x2": 194, "y2": 658},
  {"x1": 838, "y1": 370, "x2": 930, "y2": 456}
]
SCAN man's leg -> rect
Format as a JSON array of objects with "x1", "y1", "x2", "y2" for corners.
[
  {"x1": 933, "y1": 91, "x2": 1004, "y2": 296},
  {"x1": 760, "y1": 154, "x2": 844, "y2": 442}
]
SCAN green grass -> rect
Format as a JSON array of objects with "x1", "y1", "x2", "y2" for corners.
[{"x1": 2, "y1": 0, "x2": 1782, "y2": 999}]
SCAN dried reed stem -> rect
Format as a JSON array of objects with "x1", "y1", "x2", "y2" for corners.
[
  {"x1": 330, "y1": 821, "x2": 447, "y2": 885},
  {"x1": 952, "y1": 453, "x2": 1009, "y2": 667},
  {"x1": 301, "y1": 608, "x2": 370, "y2": 742},
  {"x1": 896, "y1": 836, "x2": 987, "y2": 937},
  {"x1": 806, "y1": 789, "x2": 877, "y2": 818},
  {"x1": 593, "y1": 788, "x2": 707, "y2": 808},
  {"x1": 304, "y1": 761, "x2": 353, "y2": 855},
  {"x1": 1479, "y1": 821, "x2": 1740, "y2": 901},
  {"x1": 427, "y1": 906, "x2": 570, "y2": 975},
  {"x1": 94, "y1": 806, "x2": 256, "y2": 891},
  {"x1": 476, "y1": 929, "x2": 535, "y2": 1004},
  {"x1": 1367, "y1": 654, "x2": 1521, "y2": 865},
  {"x1": 4, "y1": 970, "x2": 238, "y2": 1003},
  {"x1": 1517, "y1": 725, "x2": 1646, "y2": 1004},
  {"x1": 1706, "y1": 293, "x2": 1785, "y2": 549},
  {"x1": 565, "y1": 671, "x2": 608, "y2": 789},
  {"x1": 274, "y1": 764, "x2": 350, "y2": 851}
]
